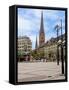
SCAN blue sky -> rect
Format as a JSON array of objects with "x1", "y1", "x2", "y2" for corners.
[{"x1": 18, "y1": 8, "x2": 65, "y2": 49}]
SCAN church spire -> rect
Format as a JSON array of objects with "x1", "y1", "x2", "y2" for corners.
[
  {"x1": 35, "y1": 36, "x2": 38, "y2": 49},
  {"x1": 40, "y1": 11, "x2": 44, "y2": 33},
  {"x1": 39, "y1": 11, "x2": 45, "y2": 46}
]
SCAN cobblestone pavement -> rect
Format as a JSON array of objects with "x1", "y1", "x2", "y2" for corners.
[{"x1": 18, "y1": 62, "x2": 65, "y2": 82}]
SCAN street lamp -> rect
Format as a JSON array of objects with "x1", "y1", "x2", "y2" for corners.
[
  {"x1": 60, "y1": 19, "x2": 64, "y2": 74},
  {"x1": 54, "y1": 24, "x2": 60, "y2": 65},
  {"x1": 54, "y1": 19, "x2": 64, "y2": 74}
]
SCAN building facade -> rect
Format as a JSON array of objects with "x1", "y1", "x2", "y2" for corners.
[
  {"x1": 35, "y1": 34, "x2": 65, "y2": 62},
  {"x1": 18, "y1": 36, "x2": 32, "y2": 56}
]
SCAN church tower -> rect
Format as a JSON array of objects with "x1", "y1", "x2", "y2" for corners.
[
  {"x1": 35, "y1": 36, "x2": 38, "y2": 49},
  {"x1": 39, "y1": 11, "x2": 45, "y2": 46}
]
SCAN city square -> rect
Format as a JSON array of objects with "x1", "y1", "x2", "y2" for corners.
[
  {"x1": 17, "y1": 8, "x2": 66, "y2": 82},
  {"x1": 18, "y1": 62, "x2": 65, "y2": 82}
]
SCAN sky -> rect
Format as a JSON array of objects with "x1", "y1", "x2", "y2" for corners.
[{"x1": 18, "y1": 8, "x2": 65, "y2": 49}]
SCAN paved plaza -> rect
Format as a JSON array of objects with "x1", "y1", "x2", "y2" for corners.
[{"x1": 18, "y1": 62, "x2": 65, "y2": 82}]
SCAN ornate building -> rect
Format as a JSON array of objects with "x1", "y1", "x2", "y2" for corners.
[
  {"x1": 18, "y1": 36, "x2": 32, "y2": 55},
  {"x1": 18, "y1": 36, "x2": 32, "y2": 61}
]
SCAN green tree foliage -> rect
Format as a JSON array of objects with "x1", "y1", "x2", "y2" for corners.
[{"x1": 31, "y1": 50, "x2": 45, "y2": 60}]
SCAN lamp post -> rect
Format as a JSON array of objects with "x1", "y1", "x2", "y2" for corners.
[
  {"x1": 54, "y1": 24, "x2": 60, "y2": 65},
  {"x1": 60, "y1": 19, "x2": 64, "y2": 74},
  {"x1": 54, "y1": 19, "x2": 64, "y2": 74}
]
